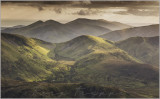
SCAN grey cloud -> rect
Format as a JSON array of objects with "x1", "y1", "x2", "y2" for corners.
[
  {"x1": 114, "y1": 6, "x2": 159, "y2": 16},
  {"x1": 53, "y1": 8, "x2": 63, "y2": 14},
  {"x1": 2, "y1": 1, "x2": 159, "y2": 16},
  {"x1": 2, "y1": 1, "x2": 159, "y2": 8},
  {"x1": 38, "y1": 6, "x2": 44, "y2": 11},
  {"x1": 74, "y1": 9, "x2": 103, "y2": 16},
  {"x1": 77, "y1": 9, "x2": 91, "y2": 15},
  {"x1": 128, "y1": 7, "x2": 159, "y2": 16},
  {"x1": 115, "y1": 11, "x2": 129, "y2": 15}
]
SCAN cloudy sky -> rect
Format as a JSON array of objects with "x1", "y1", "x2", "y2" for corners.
[{"x1": 1, "y1": 1, "x2": 159, "y2": 27}]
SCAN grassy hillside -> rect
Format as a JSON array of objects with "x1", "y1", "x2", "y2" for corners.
[
  {"x1": 99, "y1": 24, "x2": 159, "y2": 41},
  {"x1": 115, "y1": 36, "x2": 159, "y2": 66},
  {"x1": 1, "y1": 34, "x2": 159, "y2": 98},
  {"x1": 2, "y1": 78, "x2": 138, "y2": 98},
  {"x1": 49, "y1": 35, "x2": 158, "y2": 97},
  {"x1": 1, "y1": 33, "x2": 71, "y2": 81},
  {"x1": 50, "y1": 35, "x2": 140, "y2": 62}
]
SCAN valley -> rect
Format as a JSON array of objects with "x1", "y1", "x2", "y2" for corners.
[{"x1": 1, "y1": 33, "x2": 159, "y2": 98}]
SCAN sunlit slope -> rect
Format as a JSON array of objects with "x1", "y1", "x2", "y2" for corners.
[
  {"x1": 1, "y1": 33, "x2": 58, "y2": 81},
  {"x1": 48, "y1": 35, "x2": 159, "y2": 89},
  {"x1": 116, "y1": 36, "x2": 159, "y2": 66},
  {"x1": 50, "y1": 35, "x2": 140, "y2": 63},
  {"x1": 1, "y1": 34, "x2": 159, "y2": 97}
]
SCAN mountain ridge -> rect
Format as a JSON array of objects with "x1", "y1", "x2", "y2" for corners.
[
  {"x1": 1, "y1": 33, "x2": 159, "y2": 97},
  {"x1": 99, "y1": 24, "x2": 159, "y2": 41},
  {"x1": 2, "y1": 18, "x2": 131, "y2": 43},
  {"x1": 115, "y1": 36, "x2": 159, "y2": 66}
]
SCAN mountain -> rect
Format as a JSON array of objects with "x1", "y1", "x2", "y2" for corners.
[
  {"x1": 12, "y1": 25, "x2": 25, "y2": 28},
  {"x1": 50, "y1": 35, "x2": 140, "y2": 62},
  {"x1": 115, "y1": 36, "x2": 159, "y2": 66},
  {"x1": 2, "y1": 20, "x2": 79, "y2": 43},
  {"x1": 1, "y1": 34, "x2": 159, "y2": 97},
  {"x1": 67, "y1": 18, "x2": 131, "y2": 31},
  {"x1": 49, "y1": 35, "x2": 158, "y2": 83},
  {"x1": 1, "y1": 33, "x2": 73, "y2": 81},
  {"x1": 99, "y1": 24, "x2": 159, "y2": 41},
  {"x1": 65, "y1": 19, "x2": 111, "y2": 36},
  {"x1": 2, "y1": 19, "x2": 131, "y2": 43},
  {"x1": 1, "y1": 27, "x2": 7, "y2": 30},
  {"x1": 49, "y1": 35, "x2": 159, "y2": 97},
  {"x1": 1, "y1": 25, "x2": 25, "y2": 32}
]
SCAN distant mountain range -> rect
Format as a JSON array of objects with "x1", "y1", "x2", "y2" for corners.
[
  {"x1": 66, "y1": 18, "x2": 132, "y2": 31},
  {"x1": 100, "y1": 24, "x2": 159, "y2": 41},
  {"x1": 1, "y1": 25, "x2": 24, "y2": 31},
  {"x1": 2, "y1": 18, "x2": 131, "y2": 43}
]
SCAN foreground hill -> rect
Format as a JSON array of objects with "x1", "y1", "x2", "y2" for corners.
[
  {"x1": 2, "y1": 18, "x2": 131, "y2": 43},
  {"x1": 2, "y1": 78, "x2": 136, "y2": 98},
  {"x1": 1, "y1": 33, "x2": 71, "y2": 81},
  {"x1": 49, "y1": 35, "x2": 158, "y2": 86},
  {"x1": 50, "y1": 35, "x2": 158, "y2": 97},
  {"x1": 1, "y1": 34, "x2": 159, "y2": 97},
  {"x1": 115, "y1": 36, "x2": 159, "y2": 66},
  {"x1": 50, "y1": 35, "x2": 140, "y2": 62},
  {"x1": 99, "y1": 24, "x2": 159, "y2": 41}
]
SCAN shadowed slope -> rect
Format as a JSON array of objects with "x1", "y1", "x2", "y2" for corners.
[
  {"x1": 2, "y1": 19, "x2": 131, "y2": 43},
  {"x1": 2, "y1": 20, "x2": 78, "y2": 43},
  {"x1": 99, "y1": 24, "x2": 159, "y2": 41},
  {"x1": 115, "y1": 36, "x2": 159, "y2": 66},
  {"x1": 68, "y1": 18, "x2": 131, "y2": 31},
  {"x1": 2, "y1": 78, "x2": 136, "y2": 98}
]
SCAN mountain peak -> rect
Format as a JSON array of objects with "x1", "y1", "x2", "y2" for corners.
[
  {"x1": 97, "y1": 19, "x2": 109, "y2": 22},
  {"x1": 29, "y1": 20, "x2": 44, "y2": 26},
  {"x1": 74, "y1": 18, "x2": 109, "y2": 23},
  {"x1": 76, "y1": 18, "x2": 90, "y2": 20},
  {"x1": 73, "y1": 18, "x2": 94, "y2": 22},
  {"x1": 69, "y1": 35, "x2": 109, "y2": 45},
  {"x1": 35, "y1": 20, "x2": 44, "y2": 24},
  {"x1": 44, "y1": 20, "x2": 61, "y2": 24}
]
